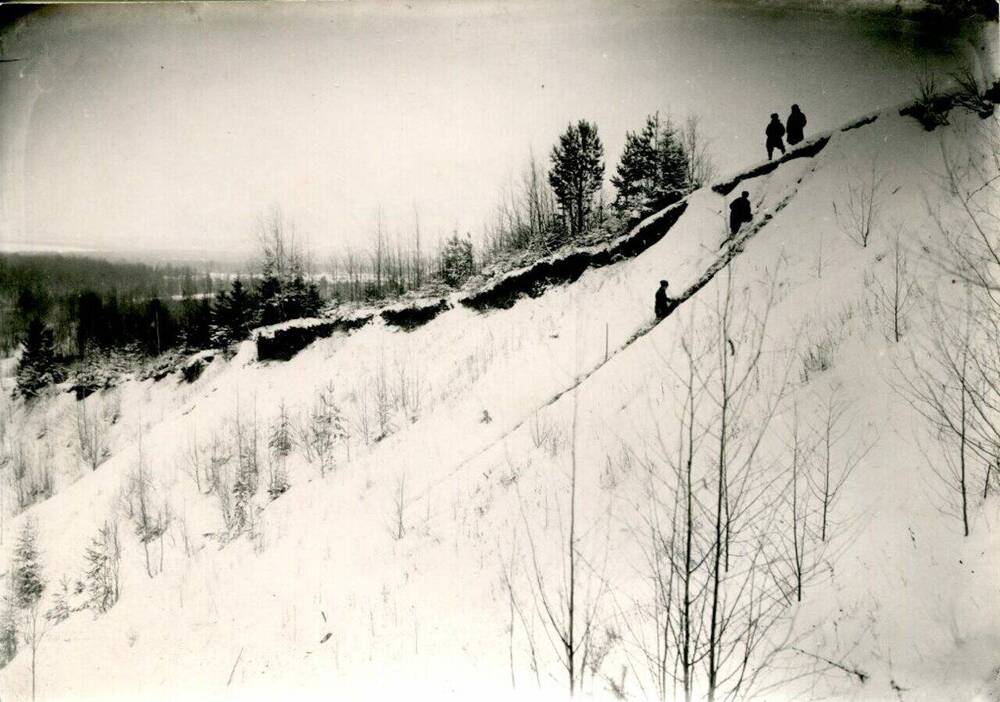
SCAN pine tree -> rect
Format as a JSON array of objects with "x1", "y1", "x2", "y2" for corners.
[
  {"x1": 15, "y1": 318, "x2": 59, "y2": 399},
  {"x1": 441, "y1": 233, "x2": 475, "y2": 288},
  {"x1": 549, "y1": 120, "x2": 605, "y2": 239}
]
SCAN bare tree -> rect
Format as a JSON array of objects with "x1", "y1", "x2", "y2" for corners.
[
  {"x1": 901, "y1": 308, "x2": 981, "y2": 537},
  {"x1": 618, "y1": 266, "x2": 815, "y2": 702},
  {"x1": 391, "y1": 472, "x2": 407, "y2": 541},
  {"x1": 680, "y1": 115, "x2": 716, "y2": 190},
  {"x1": 868, "y1": 226, "x2": 919, "y2": 343},
  {"x1": 515, "y1": 391, "x2": 609, "y2": 696},
  {"x1": 121, "y1": 430, "x2": 169, "y2": 577},
  {"x1": 808, "y1": 390, "x2": 874, "y2": 543},
  {"x1": 75, "y1": 400, "x2": 110, "y2": 472},
  {"x1": 901, "y1": 116, "x2": 1000, "y2": 534},
  {"x1": 833, "y1": 156, "x2": 886, "y2": 248}
]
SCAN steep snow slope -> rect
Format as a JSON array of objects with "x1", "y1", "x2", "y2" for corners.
[{"x1": 0, "y1": 107, "x2": 997, "y2": 702}]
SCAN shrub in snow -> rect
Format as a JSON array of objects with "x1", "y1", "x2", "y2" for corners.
[{"x1": 901, "y1": 71, "x2": 951, "y2": 131}]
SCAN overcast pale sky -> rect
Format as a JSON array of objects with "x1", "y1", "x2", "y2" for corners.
[{"x1": 0, "y1": 1, "x2": 993, "y2": 260}]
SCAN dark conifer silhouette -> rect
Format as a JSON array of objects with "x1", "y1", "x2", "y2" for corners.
[
  {"x1": 612, "y1": 113, "x2": 691, "y2": 221},
  {"x1": 15, "y1": 318, "x2": 60, "y2": 399},
  {"x1": 549, "y1": 120, "x2": 605, "y2": 239}
]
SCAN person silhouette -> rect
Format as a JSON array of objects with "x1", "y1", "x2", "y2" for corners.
[
  {"x1": 765, "y1": 113, "x2": 786, "y2": 161},
  {"x1": 786, "y1": 104, "x2": 807, "y2": 146},
  {"x1": 729, "y1": 191, "x2": 752, "y2": 237},
  {"x1": 654, "y1": 280, "x2": 672, "y2": 320}
]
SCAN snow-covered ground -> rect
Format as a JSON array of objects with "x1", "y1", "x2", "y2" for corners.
[{"x1": 0, "y1": 105, "x2": 997, "y2": 702}]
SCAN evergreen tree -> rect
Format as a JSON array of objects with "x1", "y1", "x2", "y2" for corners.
[
  {"x1": 12, "y1": 520, "x2": 45, "y2": 612},
  {"x1": 307, "y1": 386, "x2": 347, "y2": 476},
  {"x1": 267, "y1": 403, "x2": 292, "y2": 499},
  {"x1": 11, "y1": 519, "x2": 47, "y2": 702},
  {"x1": 75, "y1": 291, "x2": 105, "y2": 357},
  {"x1": 181, "y1": 297, "x2": 213, "y2": 350},
  {"x1": 210, "y1": 279, "x2": 254, "y2": 347},
  {"x1": 15, "y1": 318, "x2": 59, "y2": 399},
  {"x1": 141, "y1": 298, "x2": 177, "y2": 356},
  {"x1": 549, "y1": 120, "x2": 605, "y2": 239},
  {"x1": 612, "y1": 113, "x2": 691, "y2": 220},
  {"x1": 440, "y1": 233, "x2": 475, "y2": 288},
  {"x1": 0, "y1": 583, "x2": 18, "y2": 667},
  {"x1": 43, "y1": 579, "x2": 71, "y2": 626},
  {"x1": 83, "y1": 521, "x2": 121, "y2": 615}
]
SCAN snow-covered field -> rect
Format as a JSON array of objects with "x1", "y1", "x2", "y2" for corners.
[{"x1": 0, "y1": 105, "x2": 997, "y2": 702}]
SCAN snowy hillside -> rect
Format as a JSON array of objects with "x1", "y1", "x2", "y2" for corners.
[{"x1": 0, "y1": 104, "x2": 998, "y2": 702}]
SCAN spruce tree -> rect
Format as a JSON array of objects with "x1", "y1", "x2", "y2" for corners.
[
  {"x1": 611, "y1": 122, "x2": 657, "y2": 217},
  {"x1": 549, "y1": 120, "x2": 605, "y2": 239},
  {"x1": 210, "y1": 279, "x2": 254, "y2": 347},
  {"x1": 612, "y1": 113, "x2": 691, "y2": 220},
  {"x1": 0, "y1": 583, "x2": 18, "y2": 667},
  {"x1": 12, "y1": 520, "x2": 45, "y2": 612},
  {"x1": 84, "y1": 521, "x2": 121, "y2": 615},
  {"x1": 15, "y1": 318, "x2": 59, "y2": 399}
]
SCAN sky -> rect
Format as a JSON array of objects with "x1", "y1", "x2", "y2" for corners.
[{"x1": 0, "y1": 0, "x2": 994, "y2": 262}]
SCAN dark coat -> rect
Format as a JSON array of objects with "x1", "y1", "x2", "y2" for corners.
[
  {"x1": 765, "y1": 119, "x2": 785, "y2": 146},
  {"x1": 729, "y1": 196, "x2": 752, "y2": 234},
  {"x1": 655, "y1": 286, "x2": 670, "y2": 319},
  {"x1": 787, "y1": 109, "x2": 807, "y2": 145}
]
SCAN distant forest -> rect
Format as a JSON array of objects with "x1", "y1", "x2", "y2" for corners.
[{"x1": 0, "y1": 253, "x2": 222, "y2": 357}]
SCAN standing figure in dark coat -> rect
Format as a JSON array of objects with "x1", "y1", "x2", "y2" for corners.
[
  {"x1": 729, "y1": 191, "x2": 752, "y2": 237},
  {"x1": 786, "y1": 104, "x2": 807, "y2": 146},
  {"x1": 765, "y1": 113, "x2": 786, "y2": 160},
  {"x1": 654, "y1": 280, "x2": 672, "y2": 320}
]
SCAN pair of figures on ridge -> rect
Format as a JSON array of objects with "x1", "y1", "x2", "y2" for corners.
[
  {"x1": 765, "y1": 104, "x2": 807, "y2": 160},
  {"x1": 654, "y1": 106, "x2": 809, "y2": 321}
]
